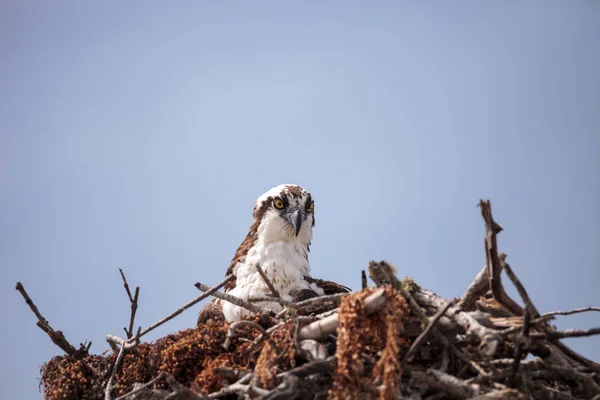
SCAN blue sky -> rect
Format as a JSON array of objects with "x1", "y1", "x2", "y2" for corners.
[{"x1": 1, "y1": 1, "x2": 599, "y2": 398}]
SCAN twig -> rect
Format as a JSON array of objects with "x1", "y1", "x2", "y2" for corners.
[
  {"x1": 255, "y1": 264, "x2": 281, "y2": 298},
  {"x1": 118, "y1": 269, "x2": 140, "y2": 339},
  {"x1": 105, "y1": 328, "x2": 142, "y2": 400},
  {"x1": 214, "y1": 367, "x2": 250, "y2": 382},
  {"x1": 361, "y1": 270, "x2": 368, "y2": 290},
  {"x1": 411, "y1": 286, "x2": 502, "y2": 357},
  {"x1": 249, "y1": 296, "x2": 298, "y2": 309},
  {"x1": 403, "y1": 300, "x2": 455, "y2": 364},
  {"x1": 166, "y1": 375, "x2": 208, "y2": 400},
  {"x1": 458, "y1": 257, "x2": 505, "y2": 312},
  {"x1": 15, "y1": 282, "x2": 87, "y2": 358},
  {"x1": 295, "y1": 292, "x2": 347, "y2": 308},
  {"x1": 539, "y1": 306, "x2": 600, "y2": 319},
  {"x1": 503, "y1": 263, "x2": 540, "y2": 318},
  {"x1": 132, "y1": 275, "x2": 233, "y2": 340},
  {"x1": 278, "y1": 357, "x2": 334, "y2": 378},
  {"x1": 105, "y1": 345, "x2": 126, "y2": 400},
  {"x1": 529, "y1": 328, "x2": 600, "y2": 340},
  {"x1": 223, "y1": 320, "x2": 276, "y2": 350},
  {"x1": 195, "y1": 282, "x2": 274, "y2": 317},
  {"x1": 260, "y1": 375, "x2": 301, "y2": 400},
  {"x1": 208, "y1": 373, "x2": 266, "y2": 399},
  {"x1": 115, "y1": 373, "x2": 165, "y2": 400},
  {"x1": 510, "y1": 308, "x2": 530, "y2": 387},
  {"x1": 411, "y1": 369, "x2": 480, "y2": 399},
  {"x1": 479, "y1": 200, "x2": 523, "y2": 317},
  {"x1": 503, "y1": 260, "x2": 600, "y2": 371}
]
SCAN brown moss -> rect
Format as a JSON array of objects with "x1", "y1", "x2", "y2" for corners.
[
  {"x1": 40, "y1": 355, "x2": 110, "y2": 400},
  {"x1": 329, "y1": 287, "x2": 411, "y2": 400},
  {"x1": 254, "y1": 319, "x2": 297, "y2": 389},
  {"x1": 40, "y1": 319, "x2": 242, "y2": 399},
  {"x1": 157, "y1": 322, "x2": 228, "y2": 386},
  {"x1": 371, "y1": 287, "x2": 409, "y2": 399},
  {"x1": 329, "y1": 288, "x2": 376, "y2": 400}
]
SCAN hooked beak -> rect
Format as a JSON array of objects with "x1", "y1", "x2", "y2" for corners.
[{"x1": 287, "y1": 207, "x2": 304, "y2": 237}]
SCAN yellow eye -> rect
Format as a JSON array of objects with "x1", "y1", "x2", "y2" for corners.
[
  {"x1": 274, "y1": 198, "x2": 284, "y2": 209},
  {"x1": 306, "y1": 201, "x2": 314, "y2": 213}
]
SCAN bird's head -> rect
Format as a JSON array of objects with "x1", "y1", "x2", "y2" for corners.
[{"x1": 252, "y1": 184, "x2": 315, "y2": 245}]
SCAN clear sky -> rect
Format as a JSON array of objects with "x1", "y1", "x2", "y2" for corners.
[{"x1": 1, "y1": 2, "x2": 599, "y2": 398}]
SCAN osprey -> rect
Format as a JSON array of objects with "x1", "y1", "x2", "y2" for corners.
[{"x1": 198, "y1": 184, "x2": 350, "y2": 323}]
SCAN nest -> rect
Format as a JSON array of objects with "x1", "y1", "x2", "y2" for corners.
[{"x1": 17, "y1": 200, "x2": 600, "y2": 399}]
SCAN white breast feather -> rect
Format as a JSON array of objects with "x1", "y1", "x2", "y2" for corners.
[{"x1": 222, "y1": 241, "x2": 325, "y2": 321}]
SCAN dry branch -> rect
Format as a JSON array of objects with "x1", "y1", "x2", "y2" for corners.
[
  {"x1": 15, "y1": 282, "x2": 89, "y2": 359},
  {"x1": 119, "y1": 268, "x2": 140, "y2": 339},
  {"x1": 195, "y1": 282, "x2": 274, "y2": 317}
]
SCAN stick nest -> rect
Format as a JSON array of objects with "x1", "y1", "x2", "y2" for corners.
[{"x1": 19, "y1": 200, "x2": 600, "y2": 399}]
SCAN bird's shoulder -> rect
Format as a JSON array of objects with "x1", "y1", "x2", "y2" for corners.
[{"x1": 304, "y1": 275, "x2": 352, "y2": 295}]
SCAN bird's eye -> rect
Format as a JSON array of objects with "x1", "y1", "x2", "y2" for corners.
[
  {"x1": 274, "y1": 198, "x2": 285, "y2": 209},
  {"x1": 306, "y1": 201, "x2": 314, "y2": 213}
]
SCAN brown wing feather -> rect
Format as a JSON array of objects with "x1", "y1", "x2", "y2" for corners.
[
  {"x1": 197, "y1": 299, "x2": 225, "y2": 326},
  {"x1": 305, "y1": 276, "x2": 352, "y2": 295},
  {"x1": 223, "y1": 197, "x2": 275, "y2": 291}
]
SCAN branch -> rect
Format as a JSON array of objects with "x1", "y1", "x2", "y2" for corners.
[
  {"x1": 403, "y1": 300, "x2": 455, "y2": 364},
  {"x1": 165, "y1": 375, "x2": 208, "y2": 400},
  {"x1": 541, "y1": 306, "x2": 600, "y2": 318},
  {"x1": 529, "y1": 328, "x2": 600, "y2": 340},
  {"x1": 15, "y1": 282, "x2": 88, "y2": 359},
  {"x1": 207, "y1": 373, "x2": 266, "y2": 399},
  {"x1": 105, "y1": 328, "x2": 142, "y2": 400},
  {"x1": 132, "y1": 275, "x2": 233, "y2": 340},
  {"x1": 411, "y1": 286, "x2": 502, "y2": 357},
  {"x1": 459, "y1": 256, "x2": 506, "y2": 312},
  {"x1": 509, "y1": 308, "x2": 530, "y2": 387},
  {"x1": 105, "y1": 345, "x2": 126, "y2": 400},
  {"x1": 118, "y1": 269, "x2": 140, "y2": 339},
  {"x1": 411, "y1": 369, "x2": 480, "y2": 399},
  {"x1": 115, "y1": 373, "x2": 165, "y2": 400},
  {"x1": 194, "y1": 282, "x2": 274, "y2": 317},
  {"x1": 503, "y1": 262, "x2": 539, "y2": 318},
  {"x1": 223, "y1": 320, "x2": 276, "y2": 350},
  {"x1": 479, "y1": 200, "x2": 523, "y2": 316},
  {"x1": 255, "y1": 264, "x2": 281, "y2": 298}
]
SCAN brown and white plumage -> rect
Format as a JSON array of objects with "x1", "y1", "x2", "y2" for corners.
[{"x1": 198, "y1": 184, "x2": 350, "y2": 324}]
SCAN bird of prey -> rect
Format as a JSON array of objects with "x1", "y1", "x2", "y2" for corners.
[{"x1": 198, "y1": 184, "x2": 350, "y2": 323}]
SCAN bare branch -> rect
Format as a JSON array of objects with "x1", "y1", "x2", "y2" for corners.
[
  {"x1": 503, "y1": 262, "x2": 540, "y2": 318},
  {"x1": 411, "y1": 369, "x2": 481, "y2": 399},
  {"x1": 195, "y1": 282, "x2": 274, "y2": 317},
  {"x1": 403, "y1": 299, "x2": 455, "y2": 364},
  {"x1": 165, "y1": 375, "x2": 208, "y2": 400},
  {"x1": 255, "y1": 264, "x2": 280, "y2": 298},
  {"x1": 223, "y1": 320, "x2": 276, "y2": 350},
  {"x1": 132, "y1": 275, "x2": 233, "y2": 340},
  {"x1": 361, "y1": 270, "x2": 368, "y2": 290},
  {"x1": 539, "y1": 306, "x2": 600, "y2": 319},
  {"x1": 15, "y1": 281, "x2": 88, "y2": 358},
  {"x1": 118, "y1": 269, "x2": 140, "y2": 339},
  {"x1": 479, "y1": 200, "x2": 523, "y2": 317},
  {"x1": 509, "y1": 308, "x2": 530, "y2": 387},
  {"x1": 115, "y1": 373, "x2": 165, "y2": 400},
  {"x1": 105, "y1": 345, "x2": 126, "y2": 400}
]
